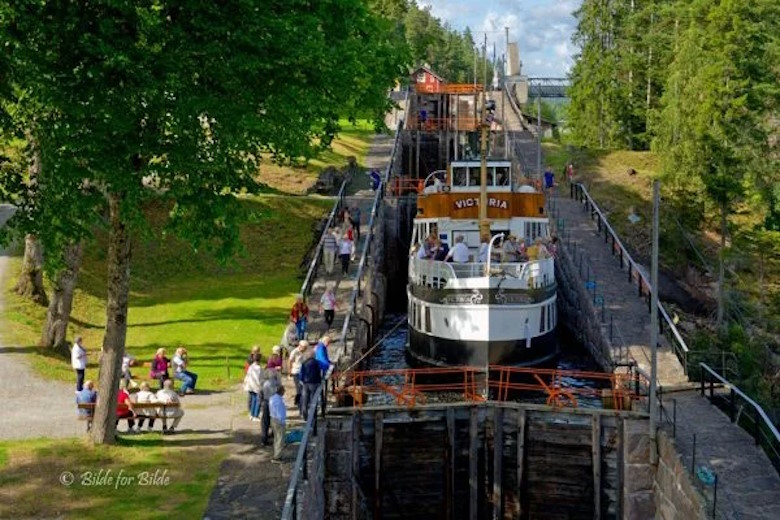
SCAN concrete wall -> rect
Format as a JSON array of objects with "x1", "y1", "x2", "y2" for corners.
[
  {"x1": 554, "y1": 233, "x2": 614, "y2": 370},
  {"x1": 654, "y1": 431, "x2": 707, "y2": 520}
]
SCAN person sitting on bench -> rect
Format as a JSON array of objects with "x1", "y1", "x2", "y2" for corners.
[
  {"x1": 76, "y1": 380, "x2": 97, "y2": 428},
  {"x1": 133, "y1": 382, "x2": 158, "y2": 432},
  {"x1": 156, "y1": 379, "x2": 184, "y2": 434},
  {"x1": 116, "y1": 380, "x2": 136, "y2": 433}
]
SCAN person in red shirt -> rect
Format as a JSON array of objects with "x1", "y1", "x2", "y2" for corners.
[
  {"x1": 116, "y1": 381, "x2": 136, "y2": 433},
  {"x1": 290, "y1": 295, "x2": 310, "y2": 341}
]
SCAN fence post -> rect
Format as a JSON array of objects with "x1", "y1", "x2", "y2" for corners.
[
  {"x1": 712, "y1": 474, "x2": 718, "y2": 519},
  {"x1": 691, "y1": 433, "x2": 697, "y2": 474},
  {"x1": 672, "y1": 399, "x2": 677, "y2": 439},
  {"x1": 700, "y1": 369, "x2": 705, "y2": 397},
  {"x1": 709, "y1": 379, "x2": 714, "y2": 400},
  {"x1": 754, "y1": 409, "x2": 760, "y2": 446},
  {"x1": 730, "y1": 389, "x2": 736, "y2": 422}
]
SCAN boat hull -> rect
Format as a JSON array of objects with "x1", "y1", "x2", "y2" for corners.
[{"x1": 406, "y1": 327, "x2": 558, "y2": 368}]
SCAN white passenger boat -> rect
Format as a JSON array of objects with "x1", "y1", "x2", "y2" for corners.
[{"x1": 407, "y1": 160, "x2": 557, "y2": 367}]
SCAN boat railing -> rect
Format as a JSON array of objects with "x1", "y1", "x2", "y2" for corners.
[{"x1": 409, "y1": 256, "x2": 555, "y2": 289}]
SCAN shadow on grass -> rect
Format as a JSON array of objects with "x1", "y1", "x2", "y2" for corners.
[
  {"x1": 127, "y1": 306, "x2": 288, "y2": 328},
  {"x1": 117, "y1": 430, "x2": 234, "y2": 448}
]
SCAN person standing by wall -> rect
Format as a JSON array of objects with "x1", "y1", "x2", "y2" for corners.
[
  {"x1": 287, "y1": 340, "x2": 309, "y2": 415},
  {"x1": 269, "y1": 386, "x2": 287, "y2": 463},
  {"x1": 71, "y1": 336, "x2": 87, "y2": 392}
]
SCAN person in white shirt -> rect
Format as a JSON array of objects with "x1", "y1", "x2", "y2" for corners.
[
  {"x1": 71, "y1": 336, "x2": 87, "y2": 391},
  {"x1": 269, "y1": 386, "x2": 287, "y2": 462},
  {"x1": 287, "y1": 340, "x2": 309, "y2": 414},
  {"x1": 502, "y1": 235, "x2": 519, "y2": 262},
  {"x1": 133, "y1": 382, "x2": 158, "y2": 432},
  {"x1": 121, "y1": 354, "x2": 136, "y2": 388},
  {"x1": 319, "y1": 285, "x2": 338, "y2": 330},
  {"x1": 478, "y1": 234, "x2": 489, "y2": 263},
  {"x1": 243, "y1": 358, "x2": 265, "y2": 422},
  {"x1": 339, "y1": 235, "x2": 353, "y2": 275},
  {"x1": 445, "y1": 235, "x2": 471, "y2": 263},
  {"x1": 155, "y1": 379, "x2": 184, "y2": 434},
  {"x1": 172, "y1": 347, "x2": 198, "y2": 396}
]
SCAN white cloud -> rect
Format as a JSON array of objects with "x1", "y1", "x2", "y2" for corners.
[{"x1": 421, "y1": 0, "x2": 581, "y2": 76}]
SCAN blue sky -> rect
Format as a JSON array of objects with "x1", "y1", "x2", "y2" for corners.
[{"x1": 420, "y1": 0, "x2": 580, "y2": 77}]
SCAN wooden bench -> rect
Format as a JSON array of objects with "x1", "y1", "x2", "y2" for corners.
[{"x1": 77, "y1": 402, "x2": 181, "y2": 433}]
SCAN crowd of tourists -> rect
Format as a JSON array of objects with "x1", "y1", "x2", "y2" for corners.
[
  {"x1": 243, "y1": 335, "x2": 333, "y2": 462},
  {"x1": 414, "y1": 232, "x2": 558, "y2": 265}
]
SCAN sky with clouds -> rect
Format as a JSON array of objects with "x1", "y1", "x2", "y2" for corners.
[{"x1": 420, "y1": 0, "x2": 580, "y2": 78}]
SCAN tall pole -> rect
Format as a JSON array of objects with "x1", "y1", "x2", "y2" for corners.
[
  {"x1": 649, "y1": 180, "x2": 660, "y2": 464},
  {"x1": 479, "y1": 43, "x2": 489, "y2": 238},
  {"x1": 503, "y1": 28, "x2": 509, "y2": 159},
  {"x1": 536, "y1": 96, "x2": 542, "y2": 177}
]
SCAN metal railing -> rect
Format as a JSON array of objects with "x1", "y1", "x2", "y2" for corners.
[
  {"x1": 280, "y1": 383, "x2": 324, "y2": 520},
  {"x1": 699, "y1": 362, "x2": 780, "y2": 474},
  {"x1": 300, "y1": 182, "x2": 348, "y2": 299},
  {"x1": 281, "y1": 110, "x2": 405, "y2": 519},
  {"x1": 569, "y1": 182, "x2": 690, "y2": 374},
  {"x1": 334, "y1": 365, "x2": 649, "y2": 412},
  {"x1": 408, "y1": 256, "x2": 556, "y2": 289}
]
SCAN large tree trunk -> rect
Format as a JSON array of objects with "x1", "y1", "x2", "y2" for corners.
[
  {"x1": 716, "y1": 201, "x2": 727, "y2": 330},
  {"x1": 15, "y1": 234, "x2": 48, "y2": 305},
  {"x1": 91, "y1": 193, "x2": 131, "y2": 445},
  {"x1": 40, "y1": 241, "x2": 84, "y2": 352}
]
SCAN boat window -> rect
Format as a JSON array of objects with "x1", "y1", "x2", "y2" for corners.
[
  {"x1": 547, "y1": 303, "x2": 552, "y2": 331},
  {"x1": 425, "y1": 306, "x2": 431, "y2": 334},
  {"x1": 495, "y1": 166, "x2": 510, "y2": 186},
  {"x1": 452, "y1": 167, "x2": 467, "y2": 186},
  {"x1": 468, "y1": 168, "x2": 481, "y2": 187},
  {"x1": 540, "y1": 306, "x2": 546, "y2": 334}
]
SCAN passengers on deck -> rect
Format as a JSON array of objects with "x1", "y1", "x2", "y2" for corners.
[
  {"x1": 502, "y1": 235, "x2": 520, "y2": 262},
  {"x1": 445, "y1": 235, "x2": 470, "y2": 263}
]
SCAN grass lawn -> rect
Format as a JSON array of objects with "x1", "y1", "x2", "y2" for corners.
[
  {"x1": 0, "y1": 437, "x2": 226, "y2": 519},
  {"x1": 1, "y1": 195, "x2": 333, "y2": 390},
  {"x1": 256, "y1": 119, "x2": 377, "y2": 194}
]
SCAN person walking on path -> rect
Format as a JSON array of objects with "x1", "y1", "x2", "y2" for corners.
[
  {"x1": 172, "y1": 347, "x2": 198, "y2": 395},
  {"x1": 299, "y1": 352, "x2": 322, "y2": 421},
  {"x1": 350, "y1": 206, "x2": 361, "y2": 242},
  {"x1": 322, "y1": 227, "x2": 339, "y2": 276},
  {"x1": 287, "y1": 340, "x2": 309, "y2": 414},
  {"x1": 269, "y1": 386, "x2": 287, "y2": 463},
  {"x1": 289, "y1": 295, "x2": 309, "y2": 341},
  {"x1": 261, "y1": 367, "x2": 281, "y2": 446},
  {"x1": 243, "y1": 357, "x2": 264, "y2": 422},
  {"x1": 319, "y1": 284, "x2": 338, "y2": 330},
  {"x1": 543, "y1": 166, "x2": 555, "y2": 194},
  {"x1": 339, "y1": 233, "x2": 353, "y2": 275},
  {"x1": 71, "y1": 336, "x2": 87, "y2": 391},
  {"x1": 155, "y1": 379, "x2": 184, "y2": 434}
]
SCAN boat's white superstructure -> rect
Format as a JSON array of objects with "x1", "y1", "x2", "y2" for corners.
[{"x1": 407, "y1": 160, "x2": 558, "y2": 367}]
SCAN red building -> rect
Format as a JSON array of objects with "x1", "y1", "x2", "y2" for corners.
[{"x1": 411, "y1": 65, "x2": 445, "y2": 93}]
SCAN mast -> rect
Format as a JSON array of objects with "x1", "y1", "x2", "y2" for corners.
[{"x1": 479, "y1": 41, "x2": 490, "y2": 238}]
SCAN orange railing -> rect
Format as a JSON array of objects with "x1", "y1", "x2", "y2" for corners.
[
  {"x1": 388, "y1": 177, "x2": 423, "y2": 196},
  {"x1": 406, "y1": 116, "x2": 480, "y2": 132},
  {"x1": 334, "y1": 365, "x2": 645, "y2": 411},
  {"x1": 415, "y1": 83, "x2": 484, "y2": 95}
]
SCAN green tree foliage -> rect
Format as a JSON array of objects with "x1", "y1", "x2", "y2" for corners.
[{"x1": 1, "y1": 0, "x2": 406, "y2": 444}]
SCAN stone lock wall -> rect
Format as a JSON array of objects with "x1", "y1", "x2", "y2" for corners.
[
  {"x1": 554, "y1": 235, "x2": 614, "y2": 370},
  {"x1": 654, "y1": 431, "x2": 707, "y2": 520},
  {"x1": 622, "y1": 418, "x2": 656, "y2": 519}
]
